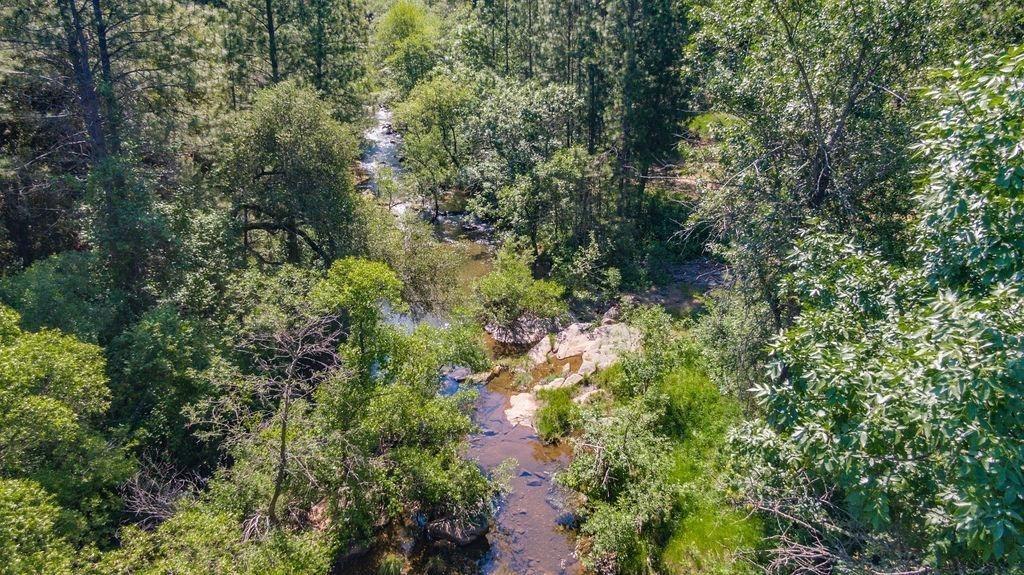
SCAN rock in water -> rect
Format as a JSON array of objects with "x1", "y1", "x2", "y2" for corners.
[
  {"x1": 445, "y1": 366, "x2": 473, "y2": 381},
  {"x1": 427, "y1": 515, "x2": 489, "y2": 546},
  {"x1": 506, "y1": 392, "x2": 539, "y2": 427}
]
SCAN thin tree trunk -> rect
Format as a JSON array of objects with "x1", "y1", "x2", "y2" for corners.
[
  {"x1": 90, "y1": 0, "x2": 120, "y2": 154},
  {"x1": 265, "y1": 0, "x2": 280, "y2": 82},
  {"x1": 268, "y1": 384, "x2": 290, "y2": 524},
  {"x1": 58, "y1": 0, "x2": 106, "y2": 163}
]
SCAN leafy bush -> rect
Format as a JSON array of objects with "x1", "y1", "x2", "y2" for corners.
[
  {"x1": 0, "y1": 251, "x2": 123, "y2": 342},
  {"x1": 374, "y1": 1, "x2": 439, "y2": 95},
  {"x1": 357, "y1": 198, "x2": 465, "y2": 314},
  {"x1": 562, "y1": 306, "x2": 757, "y2": 574},
  {"x1": 472, "y1": 247, "x2": 566, "y2": 335},
  {"x1": 0, "y1": 479, "x2": 74, "y2": 575},
  {"x1": 312, "y1": 257, "x2": 406, "y2": 373},
  {"x1": 535, "y1": 386, "x2": 579, "y2": 443},
  {"x1": 97, "y1": 502, "x2": 333, "y2": 575},
  {"x1": 107, "y1": 305, "x2": 215, "y2": 466},
  {"x1": 733, "y1": 48, "x2": 1024, "y2": 568},
  {"x1": 0, "y1": 305, "x2": 132, "y2": 545}
]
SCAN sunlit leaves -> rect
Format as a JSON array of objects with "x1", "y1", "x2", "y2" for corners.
[
  {"x1": 736, "y1": 48, "x2": 1024, "y2": 565},
  {"x1": 916, "y1": 47, "x2": 1024, "y2": 293}
]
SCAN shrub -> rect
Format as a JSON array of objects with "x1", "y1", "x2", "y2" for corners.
[
  {"x1": 473, "y1": 247, "x2": 566, "y2": 337},
  {"x1": 535, "y1": 387, "x2": 579, "y2": 443},
  {"x1": 0, "y1": 479, "x2": 74, "y2": 575},
  {"x1": 0, "y1": 251, "x2": 123, "y2": 342}
]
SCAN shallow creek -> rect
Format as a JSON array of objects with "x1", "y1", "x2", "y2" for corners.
[{"x1": 353, "y1": 107, "x2": 581, "y2": 574}]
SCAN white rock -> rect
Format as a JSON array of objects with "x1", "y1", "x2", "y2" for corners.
[
  {"x1": 535, "y1": 372, "x2": 585, "y2": 393},
  {"x1": 527, "y1": 335, "x2": 553, "y2": 366},
  {"x1": 535, "y1": 377, "x2": 566, "y2": 392},
  {"x1": 553, "y1": 323, "x2": 591, "y2": 359},
  {"x1": 554, "y1": 321, "x2": 641, "y2": 363},
  {"x1": 505, "y1": 393, "x2": 538, "y2": 428},
  {"x1": 564, "y1": 373, "x2": 584, "y2": 387},
  {"x1": 578, "y1": 360, "x2": 598, "y2": 376},
  {"x1": 574, "y1": 386, "x2": 604, "y2": 405}
]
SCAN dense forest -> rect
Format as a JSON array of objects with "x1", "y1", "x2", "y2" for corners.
[{"x1": 0, "y1": 0, "x2": 1022, "y2": 574}]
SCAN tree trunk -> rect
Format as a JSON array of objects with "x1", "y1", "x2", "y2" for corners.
[
  {"x1": 58, "y1": 0, "x2": 106, "y2": 163},
  {"x1": 286, "y1": 217, "x2": 301, "y2": 263},
  {"x1": 268, "y1": 385, "x2": 290, "y2": 524},
  {"x1": 265, "y1": 0, "x2": 280, "y2": 83},
  {"x1": 90, "y1": 0, "x2": 120, "y2": 154}
]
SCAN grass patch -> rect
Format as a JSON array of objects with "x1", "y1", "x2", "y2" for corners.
[
  {"x1": 658, "y1": 366, "x2": 761, "y2": 574},
  {"x1": 377, "y1": 552, "x2": 406, "y2": 575},
  {"x1": 591, "y1": 362, "x2": 624, "y2": 389},
  {"x1": 659, "y1": 366, "x2": 740, "y2": 444},
  {"x1": 535, "y1": 386, "x2": 579, "y2": 443},
  {"x1": 662, "y1": 505, "x2": 762, "y2": 575}
]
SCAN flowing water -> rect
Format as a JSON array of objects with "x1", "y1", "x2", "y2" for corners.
[{"x1": 346, "y1": 106, "x2": 581, "y2": 574}]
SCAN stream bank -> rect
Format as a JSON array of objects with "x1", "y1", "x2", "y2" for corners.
[{"x1": 343, "y1": 106, "x2": 585, "y2": 575}]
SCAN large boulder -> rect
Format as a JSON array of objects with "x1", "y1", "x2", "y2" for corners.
[
  {"x1": 486, "y1": 315, "x2": 549, "y2": 345},
  {"x1": 536, "y1": 372, "x2": 584, "y2": 392},
  {"x1": 553, "y1": 322, "x2": 640, "y2": 362},
  {"x1": 527, "y1": 335, "x2": 553, "y2": 366}
]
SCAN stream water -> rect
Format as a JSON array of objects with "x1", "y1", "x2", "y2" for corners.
[{"x1": 351, "y1": 107, "x2": 581, "y2": 574}]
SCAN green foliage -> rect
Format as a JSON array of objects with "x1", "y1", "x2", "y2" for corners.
[
  {"x1": 381, "y1": 321, "x2": 488, "y2": 390},
  {"x1": 494, "y1": 147, "x2": 623, "y2": 302},
  {"x1": 462, "y1": 77, "x2": 582, "y2": 200},
  {"x1": 374, "y1": 0, "x2": 439, "y2": 95},
  {"x1": 356, "y1": 198, "x2": 466, "y2": 314},
  {"x1": 563, "y1": 306, "x2": 757, "y2": 574},
  {"x1": 0, "y1": 251, "x2": 123, "y2": 343},
  {"x1": 562, "y1": 398, "x2": 678, "y2": 573},
  {"x1": 734, "y1": 49, "x2": 1024, "y2": 567},
  {"x1": 107, "y1": 305, "x2": 214, "y2": 466},
  {"x1": 394, "y1": 74, "x2": 476, "y2": 211},
  {"x1": 0, "y1": 305, "x2": 131, "y2": 545},
  {"x1": 0, "y1": 479, "x2": 74, "y2": 575},
  {"x1": 312, "y1": 257, "x2": 405, "y2": 370},
  {"x1": 916, "y1": 47, "x2": 1024, "y2": 292},
  {"x1": 535, "y1": 386, "x2": 579, "y2": 443},
  {"x1": 220, "y1": 81, "x2": 359, "y2": 266},
  {"x1": 692, "y1": 288, "x2": 773, "y2": 401},
  {"x1": 0, "y1": 315, "x2": 109, "y2": 471},
  {"x1": 222, "y1": 0, "x2": 368, "y2": 117},
  {"x1": 177, "y1": 259, "x2": 493, "y2": 561},
  {"x1": 661, "y1": 506, "x2": 761, "y2": 575},
  {"x1": 688, "y1": 0, "x2": 943, "y2": 339},
  {"x1": 98, "y1": 502, "x2": 333, "y2": 575},
  {"x1": 85, "y1": 159, "x2": 167, "y2": 310},
  {"x1": 223, "y1": 265, "x2": 321, "y2": 339},
  {"x1": 472, "y1": 247, "x2": 566, "y2": 332},
  {"x1": 0, "y1": 305, "x2": 19, "y2": 344}
]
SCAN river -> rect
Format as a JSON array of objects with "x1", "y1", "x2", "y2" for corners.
[{"x1": 348, "y1": 106, "x2": 581, "y2": 575}]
